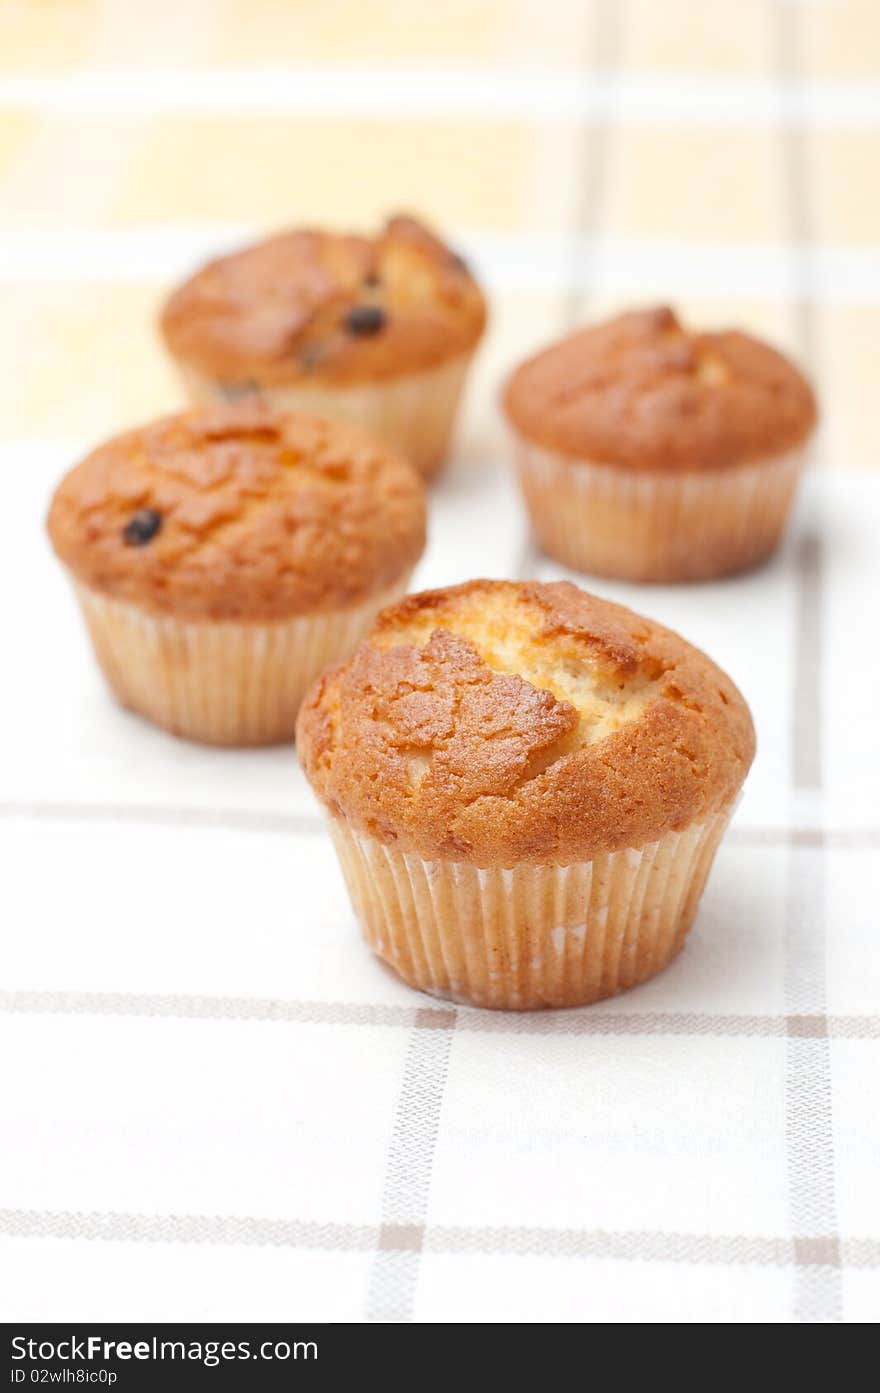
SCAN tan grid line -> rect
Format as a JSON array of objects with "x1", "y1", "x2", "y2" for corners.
[
  {"x1": 0, "y1": 1208, "x2": 375, "y2": 1251},
  {"x1": 564, "y1": 0, "x2": 621, "y2": 329},
  {"x1": 773, "y1": 0, "x2": 842, "y2": 1326},
  {"x1": 364, "y1": 1008, "x2": 456, "y2": 1322},
  {"x1": 1, "y1": 1208, "x2": 875, "y2": 1271},
  {"x1": 0, "y1": 800, "x2": 326, "y2": 837},
  {"x1": 792, "y1": 535, "x2": 823, "y2": 792},
  {"x1": 2, "y1": 988, "x2": 879, "y2": 1038},
  {"x1": 514, "y1": 1, "x2": 621, "y2": 582}
]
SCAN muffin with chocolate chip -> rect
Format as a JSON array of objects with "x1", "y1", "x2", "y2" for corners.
[
  {"x1": 47, "y1": 403, "x2": 426, "y2": 745},
  {"x1": 297, "y1": 579, "x2": 755, "y2": 1009},
  {"x1": 503, "y1": 306, "x2": 817, "y2": 582},
  {"x1": 160, "y1": 214, "x2": 487, "y2": 481}
]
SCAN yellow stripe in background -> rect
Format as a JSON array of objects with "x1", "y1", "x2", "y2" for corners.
[
  {"x1": 0, "y1": 108, "x2": 36, "y2": 181},
  {"x1": 810, "y1": 130, "x2": 880, "y2": 246},
  {"x1": 109, "y1": 114, "x2": 569, "y2": 233},
  {"x1": 623, "y1": 0, "x2": 774, "y2": 75},
  {"x1": 210, "y1": 0, "x2": 590, "y2": 70},
  {"x1": 602, "y1": 125, "x2": 789, "y2": 244},
  {"x1": 0, "y1": 0, "x2": 101, "y2": 71},
  {"x1": 800, "y1": 0, "x2": 880, "y2": 80}
]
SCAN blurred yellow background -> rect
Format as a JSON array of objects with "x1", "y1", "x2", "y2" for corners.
[{"x1": 0, "y1": 0, "x2": 878, "y2": 468}]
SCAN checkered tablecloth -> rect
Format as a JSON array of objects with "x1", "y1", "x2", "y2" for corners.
[{"x1": 1, "y1": 0, "x2": 879, "y2": 1325}]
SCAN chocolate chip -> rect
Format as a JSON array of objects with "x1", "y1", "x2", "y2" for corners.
[
  {"x1": 344, "y1": 304, "x2": 386, "y2": 336},
  {"x1": 123, "y1": 508, "x2": 162, "y2": 546},
  {"x1": 299, "y1": 343, "x2": 325, "y2": 371},
  {"x1": 364, "y1": 272, "x2": 381, "y2": 288}
]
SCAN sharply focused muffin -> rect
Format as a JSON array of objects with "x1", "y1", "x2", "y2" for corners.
[
  {"x1": 160, "y1": 213, "x2": 487, "y2": 481},
  {"x1": 47, "y1": 403, "x2": 426, "y2": 746},
  {"x1": 297, "y1": 579, "x2": 755, "y2": 1009},
  {"x1": 504, "y1": 306, "x2": 817, "y2": 582}
]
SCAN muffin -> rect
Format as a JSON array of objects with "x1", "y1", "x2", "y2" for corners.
[
  {"x1": 47, "y1": 403, "x2": 426, "y2": 746},
  {"x1": 297, "y1": 579, "x2": 755, "y2": 1010},
  {"x1": 160, "y1": 213, "x2": 487, "y2": 482},
  {"x1": 503, "y1": 306, "x2": 817, "y2": 582}
]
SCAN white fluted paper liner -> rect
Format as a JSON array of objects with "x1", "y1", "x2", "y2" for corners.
[
  {"x1": 73, "y1": 577, "x2": 409, "y2": 746},
  {"x1": 329, "y1": 810, "x2": 732, "y2": 1010},
  {"x1": 177, "y1": 352, "x2": 474, "y2": 482},
  {"x1": 514, "y1": 437, "x2": 807, "y2": 582}
]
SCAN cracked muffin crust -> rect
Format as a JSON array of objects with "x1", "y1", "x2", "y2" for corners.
[
  {"x1": 47, "y1": 402, "x2": 427, "y2": 622},
  {"x1": 297, "y1": 579, "x2": 755, "y2": 866},
  {"x1": 503, "y1": 305, "x2": 817, "y2": 471},
  {"x1": 160, "y1": 213, "x2": 486, "y2": 389}
]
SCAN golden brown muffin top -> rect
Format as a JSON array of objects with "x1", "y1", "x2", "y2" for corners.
[
  {"x1": 297, "y1": 579, "x2": 755, "y2": 866},
  {"x1": 160, "y1": 213, "x2": 487, "y2": 388},
  {"x1": 47, "y1": 404, "x2": 427, "y2": 622},
  {"x1": 503, "y1": 306, "x2": 817, "y2": 471}
]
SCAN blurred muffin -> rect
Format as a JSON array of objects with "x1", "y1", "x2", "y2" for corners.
[
  {"x1": 160, "y1": 213, "x2": 487, "y2": 481},
  {"x1": 503, "y1": 306, "x2": 817, "y2": 582},
  {"x1": 297, "y1": 579, "x2": 755, "y2": 1009},
  {"x1": 47, "y1": 403, "x2": 426, "y2": 746}
]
